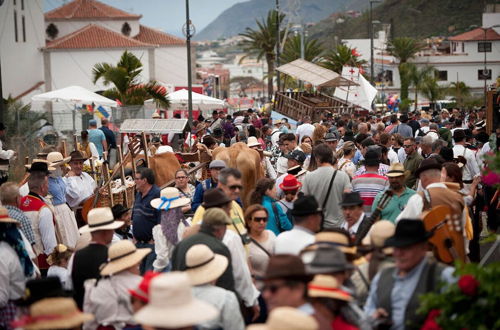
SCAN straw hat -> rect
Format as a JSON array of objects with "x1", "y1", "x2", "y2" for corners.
[
  {"x1": 248, "y1": 306, "x2": 318, "y2": 330},
  {"x1": 134, "y1": 272, "x2": 218, "y2": 328},
  {"x1": 308, "y1": 275, "x2": 352, "y2": 302},
  {"x1": 386, "y1": 163, "x2": 406, "y2": 178},
  {"x1": 46, "y1": 152, "x2": 71, "y2": 167},
  {"x1": 100, "y1": 240, "x2": 151, "y2": 276},
  {"x1": 314, "y1": 231, "x2": 357, "y2": 255},
  {"x1": 0, "y1": 207, "x2": 18, "y2": 223},
  {"x1": 12, "y1": 297, "x2": 93, "y2": 330},
  {"x1": 247, "y1": 136, "x2": 262, "y2": 148},
  {"x1": 79, "y1": 207, "x2": 124, "y2": 234},
  {"x1": 361, "y1": 220, "x2": 395, "y2": 255},
  {"x1": 185, "y1": 244, "x2": 228, "y2": 286},
  {"x1": 25, "y1": 159, "x2": 55, "y2": 173},
  {"x1": 150, "y1": 187, "x2": 190, "y2": 211}
]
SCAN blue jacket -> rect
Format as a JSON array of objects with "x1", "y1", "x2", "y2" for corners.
[
  {"x1": 191, "y1": 178, "x2": 217, "y2": 212},
  {"x1": 262, "y1": 195, "x2": 293, "y2": 235}
]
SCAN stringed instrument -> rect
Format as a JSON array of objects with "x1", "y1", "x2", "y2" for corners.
[
  {"x1": 354, "y1": 190, "x2": 393, "y2": 246},
  {"x1": 422, "y1": 205, "x2": 467, "y2": 264}
]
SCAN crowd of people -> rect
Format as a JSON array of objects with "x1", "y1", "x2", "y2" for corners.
[{"x1": 0, "y1": 105, "x2": 498, "y2": 330}]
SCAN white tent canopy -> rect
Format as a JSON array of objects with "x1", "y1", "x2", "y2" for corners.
[
  {"x1": 276, "y1": 59, "x2": 358, "y2": 88},
  {"x1": 333, "y1": 67, "x2": 377, "y2": 111},
  {"x1": 31, "y1": 86, "x2": 118, "y2": 107},
  {"x1": 146, "y1": 89, "x2": 225, "y2": 111}
]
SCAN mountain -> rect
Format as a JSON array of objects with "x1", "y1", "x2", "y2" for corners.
[
  {"x1": 309, "y1": 0, "x2": 488, "y2": 49},
  {"x1": 194, "y1": 0, "x2": 369, "y2": 41}
]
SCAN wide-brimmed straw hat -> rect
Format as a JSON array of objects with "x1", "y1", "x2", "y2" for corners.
[
  {"x1": 185, "y1": 244, "x2": 228, "y2": 285},
  {"x1": 247, "y1": 136, "x2": 262, "y2": 148},
  {"x1": 79, "y1": 207, "x2": 124, "y2": 234},
  {"x1": 12, "y1": 297, "x2": 93, "y2": 330},
  {"x1": 386, "y1": 163, "x2": 406, "y2": 178},
  {"x1": 362, "y1": 220, "x2": 395, "y2": 255},
  {"x1": 313, "y1": 231, "x2": 357, "y2": 255},
  {"x1": 46, "y1": 152, "x2": 71, "y2": 167},
  {"x1": 247, "y1": 306, "x2": 318, "y2": 330},
  {"x1": 0, "y1": 207, "x2": 18, "y2": 223},
  {"x1": 25, "y1": 159, "x2": 55, "y2": 173},
  {"x1": 308, "y1": 275, "x2": 352, "y2": 302},
  {"x1": 150, "y1": 187, "x2": 190, "y2": 211},
  {"x1": 100, "y1": 240, "x2": 151, "y2": 276},
  {"x1": 134, "y1": 272, "x2": 218, "y2": 328}
]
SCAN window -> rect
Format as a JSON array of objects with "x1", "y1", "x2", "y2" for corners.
[
  {"x1": 13, "y1": 10, "x2": 18, "y2": 42},
  {"x1": 46, "y1": 23, "x2": 59, "y2": 39},
  {"x1": 478, "y1": 69, "x2": 491, "y2": 80},
  {"x1": 478, "y1": 42, "x2": 492, "y2": 52},
  {"x1": 21, "y1": 15, "x2": 25, "y2": 42},
  {"x1": 436, "y1": 70, "x2": 448, "y2": 81}
]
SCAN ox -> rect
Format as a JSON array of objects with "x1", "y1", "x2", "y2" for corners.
[
  {"x1": 212, "y1": 142, "x2": 265, "y2": 207},
  {"x1": 116, "y1": 152, "x2": 181, "y2": 187}
]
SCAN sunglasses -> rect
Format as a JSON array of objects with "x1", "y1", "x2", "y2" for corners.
[
  {"x1": 229, "y1": 185, "x2": 243, "y2": 191},
  {"x1": 253, "y1": 217, "x2": 268, "y2": 223},
  {"x1": 263, "y1": 283, "x2": 288, "y2": 294}
]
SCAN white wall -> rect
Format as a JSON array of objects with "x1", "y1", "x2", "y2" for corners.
[
  {"x1": 45, "y1": 19, "x2": 140, "y2": 40},
  {"x1": 0, "y1": 0, "x2": 45, "y2": 99},
  {"x1": 47, "y1": 48, "x2": 151, "y2": 91},
  {"x1": 154, "y1": 46, "x2": 189, "y2": 86}
]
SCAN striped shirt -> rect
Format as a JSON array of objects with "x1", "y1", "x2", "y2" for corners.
[
  {"x1": 352, "y1": 172, "x2": 389, "y2": 215},
  {"x1": 5, "y1": 205, "x2": 36, "y2": 245}
]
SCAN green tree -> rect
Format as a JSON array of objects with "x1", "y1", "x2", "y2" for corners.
[
  {"x1": 421, "y1": 73, "x2": 445, "y2": 109},
  {"x1": 387, "y1": 37, "x2": 424, "y2": 103},
  {"x1": 320, "y1": 44, "x2": 366, "y2": 74},
  {"x1": 447, "y1": 81, "x2": 471, "y2": 109},
  {"x1": 280, "y1": 34, "x2": 324, "y2": 64},
  {"x1": 239, "y1": 10, "x2": 286, "y2": 98},
  {"x1": 407, "y1": 64, "x2": 435, "y2": 111},
  {"x1": 92, "y1": 51, "x2": 169, "y2": 108}
]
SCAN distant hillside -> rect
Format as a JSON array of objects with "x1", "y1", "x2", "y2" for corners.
[
  {"x1": 194, "y1": 0, "x2": 369, "y2": 41},
  {"x1": 309, "y1": 0, "x2": 489, "y2": 49}
]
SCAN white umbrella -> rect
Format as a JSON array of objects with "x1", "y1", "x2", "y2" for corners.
[
  {"x1": 32, "y1": 85, "x2": 118, "y2": 107},
  {"x1": 166, "y1": 89, "x2": 225, "y2": 111}
]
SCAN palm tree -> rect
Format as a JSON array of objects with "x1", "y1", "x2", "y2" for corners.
[
  {"x1": 387, "y1": 37, "x2": 424, "y2": 102},
  {"x1": 280, "y1": 34, "x2": 324, "y2": 64},
  {"x1": 421, "y1": 74, "x2": 445, "y2": 109},
  {"x1": 92, "y1": 51, "x2": 169, "y2": 108},
  {"x1": 447, "y1": 81, "x2": 470, "y2": 109},
  {"x1": 239, "y1": 10, "x2": 286, "y2": 98},
  {"x1": 407, "y1": 64, "x2": 435, "y2": 111},
  {"x1": 320, "y1": 44, "x2": 366, "y2": 74}
]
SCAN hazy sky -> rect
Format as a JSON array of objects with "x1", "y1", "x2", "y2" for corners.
[{"x1": 45, "y1": 0, "x2": 247, "y2": 36}]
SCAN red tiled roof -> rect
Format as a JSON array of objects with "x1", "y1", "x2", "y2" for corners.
[
  {"x1": 46, "y1": 24, "x2": 153, "y2": 49},
  {"x1": 45, "y1": 0, "x2": 141, "y2": 20},
  {"x1": 449, "y1": 27, "x2": 500, "y2": 41},
  {"x1": 134, "y1": 25, "x2": 185, "y2": 46}
]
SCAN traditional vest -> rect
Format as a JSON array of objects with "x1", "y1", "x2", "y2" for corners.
[
  {"x1": 418, "y1": 186, "x2": 465, "y2": 219},
  {"x1": 20, "y1": 193, "x2": 58, "y2": 269},
  {"x1": 376, "y1": 259, "x2": 447, "y2": 330}
]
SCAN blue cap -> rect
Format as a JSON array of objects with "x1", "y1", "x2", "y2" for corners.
[{"x1": 89, "y1": 119, "x2": 97, "y2": 126}]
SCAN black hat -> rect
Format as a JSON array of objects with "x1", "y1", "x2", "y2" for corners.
[
  {"x1": 292, "y1": 195, "x2": 322, "y2": 217},
  {"x1": 212, "y1": 110, "x2": 218, "y2": 116},
  {"x1": 0, "y1": 122, "x2": 5, "y2": 130},
  {"x1": 400, "y1": 114, "x2": 409, "y2": 122},
  {"x1": 364, "y1": 149, "x2": 380, "y2": 166},
  {"x1": 111, "y1": 204, "x2": 130, "y2": 219},
  {"x1": 475, "y1": 132, "x2": 490, "y2": 144},
  {"x1": 453, "y1": 129, "x2": 466, "y2": 141},
  {"x1": 202, "y1": 188, "x2": 232, "y2": 208},
  {"x1": 339, "y1": 192, "x2": 364, "y2": 207},
  {"x1": 17, "y1": 277, "x2": 70, "y2": 306},
  {"x1": 414, "y1": 158, "x2": 442, "y2": 178},
  {"x1": 305, "y1": 246, "x2": 354, "y2": 274},
  {"x1": 212, "y1": 127, "x2": 223, "y2": 137},
  {"x1": 285, "y1": 149, "x2": 306, "y2": 164},
  {"x1": 26, "y1": 160, "x2": 54, "y2": 174},
  {"x1": 384, "y1": 219, "x2": 433, "y2": 248},
  {"x1": 324, "y1": 132, "x2": 338, "y2": 142},
  {"x1": 343, "y1": 131, "x2": 355, "y2": 142}
]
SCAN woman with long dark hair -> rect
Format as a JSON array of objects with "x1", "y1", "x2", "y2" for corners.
[{"x1": 249, "y1": 178, "x2": 292, "y2": 235}]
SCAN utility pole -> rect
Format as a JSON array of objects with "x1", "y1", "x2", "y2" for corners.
[
  {"x1": 184, "y1": 0, "x2": 194, "y2": 126},
  {"x1": 369, "y1": 0, "x2": 381, "y2": 85},
  {"x1": 0, "y1": 54, "x2": 4, "y2": 123},
  {"x1": 276, "y1": 0, "x2": 281, "y2": 94}
]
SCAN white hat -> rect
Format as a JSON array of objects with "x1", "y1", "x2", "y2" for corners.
[
  {"x1": 79, "y1": 207, "x2": 124, "y2": 233},
  {"x1": 150, "y1": 187, "x2": 190, "y2": 211},
  {"x1": 308, "y1": 275, "x2": 352, "y2": 302},
  {"x1": 361, "y1": 220, "x2": 395, "y2": 255},
  {"x1": 46, "y1": 152, "x2": 71, "y2": 167},
  {"x1": 134, "y1": 272, "x2": 218, "y2": 328},
  {"x1": 247, "y1": 136, "x2": 261, "y2": 148},
  {"x1": 100, "y1": 240, "x2": 151, "y2": 276},
  {"x1": 248, "y1": 307, "x2": 318, "y2": 330},
  {"x1": 185, "y1": 244, "x2": 228, "y2": 286}
]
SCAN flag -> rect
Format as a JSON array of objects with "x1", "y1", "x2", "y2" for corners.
[
  {"x1": 96, "y1": 105, "x2": 110, "y2": 119},
  {"x1": 86, "y1": 104, "x2": 94, "y2": 113}
]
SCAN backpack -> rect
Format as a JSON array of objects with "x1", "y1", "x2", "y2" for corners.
[{"x1": 277, "y1": 201, "x2": 293, "y2": 224}]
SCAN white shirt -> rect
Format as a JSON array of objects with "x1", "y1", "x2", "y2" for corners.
[
  {"x1": 48, "y1": 265, "x2": 70, "y2": 289},
  {"x1": 193, "y1": 285, "x2": 245, "y2": 330},
  {"x1": 415, "y1": 126, "x2": 430, "y2": 137},
  {"x1": 397, "y1": 148, "x2": 407, "y2": 163},
  {"x1": 296, "y1": 123, "x2": 315, "y2": 142},
  {"x1": 477, "y1": 142, "x2": 491, "y2": 169},
  {"x1": 388, "y1": 148, "x2": 400, "y2": 165},
  {"x1": 0, "y1": 242, "x2": 26, "y2": 307},
  {"x1": 39, "y1": 206, "x2": 58, "y2": 255},
  {"x1": 64, "y1": 172, "x2": 96, "y2": 208},
  {"x1": 270, "y1": 128, "x2": 281, "y2": 146},
  {"x1": 274, "y1": 226, "x2": 315, "y2": 255},
  {"x1": 341, "y1": 212, "x2": 365, "y2": 236},
  {"x1": 452, "y1": 144, "x2": 480, "y2": 181},
  {"x1": 222, "y1": 230, "x2": 259, "y2": 307},
  {"x1": 0, "y1": 140, "x2": 14, "y2": 162}
]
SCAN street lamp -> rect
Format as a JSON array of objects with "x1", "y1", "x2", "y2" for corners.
[
  {"x1": 183, "y1": 0, "x2": 196, "y2": 126},
  {"x1": 369, "y1": 0, "x2": 382, "y2": 85},
  {"x1": 276, "y1": 0, "x2": 281, "y2": 94}
]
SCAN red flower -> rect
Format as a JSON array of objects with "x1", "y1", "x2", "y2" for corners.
[
  {"x1": 458, "y1": 275, "x2": 480, "y2": 296},
  {"x1": 421, "y1": 309, "x2": 442, "y2": 330}
]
